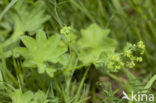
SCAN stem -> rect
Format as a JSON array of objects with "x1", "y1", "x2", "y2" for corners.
[{"x1": 0, "y1": 0, "x2": 17, "y2": 21}]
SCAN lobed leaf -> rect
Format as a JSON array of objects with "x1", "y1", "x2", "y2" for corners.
[{"x1": 13, "y1": 30, "x2": 67, "y2": 77}]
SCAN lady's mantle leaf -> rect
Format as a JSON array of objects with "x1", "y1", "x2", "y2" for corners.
[
  {"x1": 14, "y1": 30, "x2": 67, "y2": 77},
  {"x1": 78, "y1": 24, "x2": 117, "y2": 64},
  {"x1": 10, "y1": 89, "x2": 34, "y2": 103},
  {"x1": 11, "y1": 0, "x2": 50, "y2": 34},
  {"x1": 10, "y1": 89, "x2": 49, "y2": 103},
  {"x1": 0, "y1": 0, "x2": 50, "y2": 58}
]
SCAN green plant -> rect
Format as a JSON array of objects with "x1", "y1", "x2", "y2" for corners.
[
  {"x1": 0, "y1": 0, "x2": 155, "y2": 103},
  {"x1": 14, "y1": 30, "x2": 67, "y2": 77}
]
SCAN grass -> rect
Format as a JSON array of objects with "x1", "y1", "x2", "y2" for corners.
[{"x1": 0, "y1": 0, "x2": 156, "y2": 103}]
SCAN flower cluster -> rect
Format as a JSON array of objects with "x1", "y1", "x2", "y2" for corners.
[
  {"x1": 107, "y1": 41, "x2": 145, "y2": 72},
  {"x1": 60, "y1": 26, "x2": 76, "y2": 43},
  {"x1": 137, "y1": 41, "x2": 145, "y2": 54},
  {"x1": 107, "y1": 54, "x2": 124, "y2": 72},
  {"x1": 60, "y1": 26, "x2": 72, "y2": 36}
]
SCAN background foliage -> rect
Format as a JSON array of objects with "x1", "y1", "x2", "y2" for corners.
[{"x1": 0, "y1": 0, "x2": 156, "y2": 103}]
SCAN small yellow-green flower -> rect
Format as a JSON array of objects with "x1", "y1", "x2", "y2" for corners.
[
  {"x1": 136, "y1": 57, "x2": 142, "y2": 62},
  {"x1": 60, "y1": 26, "x2": 72, "y2": 35},
  {"x1": 124, "y1": 50, "x2": 132, "y2": 58},
  {"x1": 137, "y1": 41, "x2": 145, "y2": 50},
  {"x1": 60, "y1": 26, "x2": 76, "y2": 43},
  {"x1": 126, "y1": 61, "x2": 135, "y2": 68}
]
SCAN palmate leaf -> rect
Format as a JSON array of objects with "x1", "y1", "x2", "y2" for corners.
[
  {"x1": 0, "y1": 0, "x2": 50, "y2": 48},
  {"x1": 10, "y1": 89, "x2": 49, "y2": 103},
  {"x1": 14, "y1": 30, "x2": 67, "y2": 77},
  {"x1": 11, "y1": 0, "x2": 50, "y2": 34},
  {"x1": 78, "y1": 24, "x2": 117, "y2": 65},
  {"x1": 11, "y1": 0, "x2": 48, "y2": 33},
  {"x1": 0, "y1": 0, "x2": 50, "y2": 58},
  {"x1": 10, "y1": 89, "x2": 34, "y2": 103}
]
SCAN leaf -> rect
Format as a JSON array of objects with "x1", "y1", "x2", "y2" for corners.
[
  {"x1": 10, "y1": 89, "x2": 34, "y2": 103},
  {"x1": 78, "y1": 24, "x2": 117, "y2": 64},
  {"x1": 0, "y1": 0, "x2": 50, "y2": 58},
  {"x1": 14, "y1": 30, "x2": 67, "y2": 77},
  {"x1": 9, "y1": 89, "x2": 49, "y2": 103},
  {"x1": 21, "y1": 36, "x2": 36, "y2": 50},
  {"x1": 11, "y1": 0, "x2": 50, "y2": 34},
  {"x1": 33, "y1": 90, "x2": 49, "y2": 103},
  {"x1": 13, "y1": 47, "x2": 29, "y2": 58}
]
